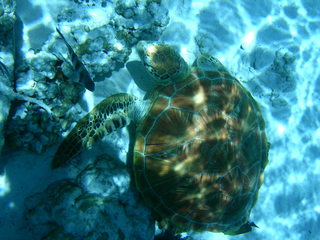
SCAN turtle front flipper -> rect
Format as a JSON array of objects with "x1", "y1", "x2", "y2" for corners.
[{"x1": 52, "y1": 93, "x2": 143, "y2": 168}]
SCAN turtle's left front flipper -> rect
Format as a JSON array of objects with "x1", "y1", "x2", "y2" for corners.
[{"x1": 52, "y1": 93, "x2": 142, "y2": 169}]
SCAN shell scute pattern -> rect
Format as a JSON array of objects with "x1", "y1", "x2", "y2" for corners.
[
  {"x1": 145, "y1": 110, "x2": 195, "y2": 155},
  {"x1": 134, "y1": 47, "x2": 268, "y2": 234},
  {"x1": 146, "y1": 96, "x2": 170, "y2": 120}
]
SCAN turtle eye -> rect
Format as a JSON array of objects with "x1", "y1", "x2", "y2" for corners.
[{"x1": 160, "y1": 74, "x2": 170, "y2": 80}]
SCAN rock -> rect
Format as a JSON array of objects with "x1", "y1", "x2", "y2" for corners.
[
  {"x1": 24, "y1": 155, "x2": 154, "y2": 240},
  {"x1": 77, "y1": 154, "x2": 130, "y2": 198}
]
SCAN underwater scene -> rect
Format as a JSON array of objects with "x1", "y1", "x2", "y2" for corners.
[{"x1": 0, "y1": 0, "x2": 319, "y2": 239}]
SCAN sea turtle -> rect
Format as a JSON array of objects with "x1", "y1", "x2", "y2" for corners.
[{"x1": 52, "y1": 41, "x2": 269, "y2": 235}]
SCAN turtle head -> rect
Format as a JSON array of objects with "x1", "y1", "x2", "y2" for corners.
[{"x1": 137, "y1": 41, "x2": 190, "y2": 86}]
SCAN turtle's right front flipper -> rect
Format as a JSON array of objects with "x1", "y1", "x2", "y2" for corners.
[{"x1": 52, "y1": 93, "x2": 142, "y2": 169}]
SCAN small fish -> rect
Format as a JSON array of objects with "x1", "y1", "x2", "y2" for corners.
[{"x1": 56, "y1": 27, "x2": 95, "y2": 91}]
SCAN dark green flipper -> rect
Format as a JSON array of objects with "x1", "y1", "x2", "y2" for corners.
[
  {"x1": 52, "y1": 93, "x2": 137, "y2": 168},
  {"x1": 226, "y1": 221, "x2": 259, "y2": 235}
]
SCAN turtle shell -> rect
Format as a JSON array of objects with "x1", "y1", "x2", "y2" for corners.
[{"x1": 133, "y1": 68, "x2": 268, "y2": 234}]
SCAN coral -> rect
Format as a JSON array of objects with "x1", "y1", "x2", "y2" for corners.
[
  {"x1": 70, "y1": 0, "x2": 108, "y2": 8},
  {"x1": 4, "y1": 0, "x2": 169, "y2": 154},
  {"x1": 154, "y1": 231, "x2": 193, "y2": 240},
  {"x1": 4, "y1": 1, "x2": 169, "y2": 237},
  {"x1": 5, "y1": 51, "x2": 85, "y2": 153},
  {"x1": 0, "y1": 0, "x2": 15, "y2": 155},
  {"x1": 257, "y1": 48, "x2": 296, "y2": 121},
  {"x1": 24, "y1": 154, "x2": 154, "y2": 240},
  {"x1": 55, "y1": 0, "x2": 169, "y2": 80},
  {"x1": 0, "y1": 0, "x2": 15, "y2": 48},
  {"x1": 77, "y1": 154, "x2": 130, "y2": 198}
]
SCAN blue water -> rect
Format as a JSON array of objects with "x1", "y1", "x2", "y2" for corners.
[{"x1": 0, "y1": 0, "x2": 319, "y2": 239}]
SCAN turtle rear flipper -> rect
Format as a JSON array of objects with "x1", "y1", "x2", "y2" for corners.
[
  {"x1": 52, "y1": 93, "x2": 140, "y2": 168},
  {"x1": 226, "y1": 221, "x2": 259, "y2": 235}
]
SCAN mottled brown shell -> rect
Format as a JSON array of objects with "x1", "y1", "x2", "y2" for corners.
[{"x1": 133, "y1": 68, "x2": 268, "y2": 234}]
